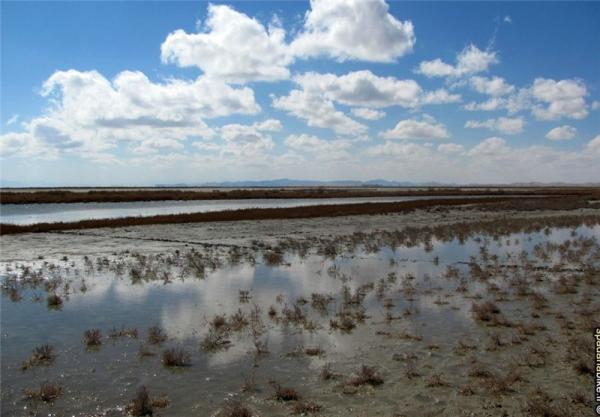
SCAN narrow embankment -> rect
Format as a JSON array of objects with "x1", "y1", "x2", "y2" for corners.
[{"x1": 2, "y1": 187, "x2": 597, "y2": 204}]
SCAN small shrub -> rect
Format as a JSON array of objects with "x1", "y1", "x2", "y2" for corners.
[
  {"x1": 224, "y1": 402, "x2": 254, "y2": 417},
  {"x1": 147, "y1": 326, "x2": 167, "y2": 344},
  {"x1": 83, "y1": 329, "x2": 102, "y2": 348},
  {"x1": 162, "y1": 347, "x2": 191, "y2": 367},
  {"x1": 425, "y1": 373, "x2": 450, "y2": 387},
  {"x1": 484, "y1": 369, "x2": 521, "y2": 394},
  {"x1": 273, "y1": 384, "x2": 300, "y2": 402},
  {"x1": 292, "y1": 401, "x2": 322, "y2": 414},
  {"x1": 229, "y1": 309, "x2": 249, "y2": 331},
  {"x1": 23, "y1": 382, "x2": 63, "y2": 402},
  {"x1": 126, "y1": 386, "x2": 153, "y2": 416},
  {"x1": 211, "y1": 314, "x2": 228, "y2": 330},
  {"x1": 468, "y1": 361, "x2": 492, "y2": 378},
  {"x1": 21, "y1": 344, "x2": 56, "y2": 370},
  {"x1": 126, "y1": 386, "x2": 170, "y2": 416},
  {"x1": 304, "y1": 347, "x2": 324, "y2": 356},
  {"x1": 264, "y1": 251, "x2": 284, "y2": 266},
  {"x1": 200, "y1": 328, "x2": 232, "y2": 352},
  {"x1": 320, "y1": 363, "x2": 336, "y2": 381},
  {"x1": 526, "y1": 389, "x2": 570, "y2": 417},
  {"x1": 311, "y1": 293, "x2": 332, "y2": 312},
  {"x1": 346, "y1": 365, "x2": 384, "y2": 387},
  {"x1": 109, "y1": 326, "x2": 138, "y2": 339},
  {"x1": 330, "y1": 315, "x2": 356, "y2": 332},
  {"x1": 471, "y1": 301, "x2": 501, "y2": 322},
  {"x1": 47, "y1": 293, "x2": 63, "y2": 309}
]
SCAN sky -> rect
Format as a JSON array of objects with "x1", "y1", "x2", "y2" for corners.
[{"x1": 1, "y1": 0, "x2": 599, "y2": 186}]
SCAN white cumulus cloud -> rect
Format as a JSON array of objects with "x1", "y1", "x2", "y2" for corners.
[
  {"x1": 379, "y1": 116, "x2": 449, "y2": 140},
  {"x1": 291, "y1": 0, "x2": 415, "y2": 63},
  {"x1": 351, "y1": 108, "x2": 386, "y2": 120},
  {"x1": 293, "y1": 70, "x2": 460, "y2": 109},
  {"x1": 469, "y1": 76, "x2": 514, "y2": 96},
  {"x1": 531, "y1": 78, "x2": 588, "y2": 120},
  {"x1": 272, "y1": 89, "x2": 367, "y2": 137},
  {"x1": 467, "y1": 137, "x2": 510, "y2": 158},
  {"x1": 284, "y1": 134, "x2": 353, "y2": 161},
  {"x1": 587, "y1": 134, "x2": 600, "y2": 152},
  {"x1": 437, "y1": 143, "x2": 465, "y2": 154},
  {"x1": 464, "y1": 78, "x2": 589, "y2": 121},
  {"x1": 416, "y1": 44, "x2": 498, "y2": 78},
  {"x1": 465, "y1": 117, "x2": 524, "y2": 135},
  {"x1": 161, "y1": 4, "x2": 292, "y2": 83},
  {"x1": 1, "y1": 69, "x2": 260, "y2": 159},
  {"x1": 366, "y1": 141, "x2": 431, "y2": 158},
  {"x1": 197, "y1": 120, "x2": 280, "y2": 158},
  {"x1": 545, "y1": 125, "x2": 577, "y2": 141}
]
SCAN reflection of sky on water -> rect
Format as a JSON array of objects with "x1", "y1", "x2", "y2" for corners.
[
  {"x1": 0, "y1": 196, "x2": 452, "y2": 225},
  {"x1": 1, "y1": 224, "x2": 598, "y2": 414}
]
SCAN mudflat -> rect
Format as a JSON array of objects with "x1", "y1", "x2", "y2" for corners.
[{"x1": 1, "y1": 203, "x2": 599, "y2": 416}]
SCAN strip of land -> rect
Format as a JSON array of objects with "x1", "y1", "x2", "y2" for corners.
[{"x1": 1, "y1": 186, "x2": 599, "y2": 204}]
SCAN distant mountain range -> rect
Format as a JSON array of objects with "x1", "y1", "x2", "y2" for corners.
[
  {"x1": 156, "y1": 178, "x2": 600, "y2": 188},
  {"x1": 158, "y1": 179, "x2": 452, "y2": 188}
]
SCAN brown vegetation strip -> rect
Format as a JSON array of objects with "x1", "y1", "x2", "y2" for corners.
[
  {"x1": 1, "y1": 187, "x2": 599, "y2": 205},
  {"x1": 0, "y1": 197, "x2": 516, "y2": 235}
]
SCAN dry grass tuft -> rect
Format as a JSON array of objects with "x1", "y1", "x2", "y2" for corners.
[
  {"x1": 162, "y1": 347, "x2": 191, "y2": 367},
  {"x1": 23, "y1": 382, "x2": 63, "y2": 402},
  {"x1": 126, "y1": 386, "x2": 170, "y2": 416},
  {"x1": 224, "y1": 402, "x2": 254, "y2": 417},
  {"x1": 471, "y1": 301, "x2": 501, "y2": 322},
  {"x1": 292, "y1": 401, "x2": 322, "y2": 414},
  {"x1": 483, "y1": 368, "x2": 522, "y2": 395},
  {"x1": 526, "y1": 389, "x2": 570, "y2": 417},
  {"x1": 272, "y1": 383, "x2": 300, "y2": 402},
  {"x1": 229, "y1": 309, "x2": 249, "y2": 331},
  {"x1": 320, "y1": 363, "x2": 336, "y2": 381},
  {"x1": 109, "y1": 326, "x2": 138, "y2": 339},
  {"x1": 147, "y1": 325, "x2": 167, "y2": 344},
  {"x1": 21, "y1": 344, "x2": 56, "y2": 370},
  {"x1": 304, "y1": 347, "x2": 324, "y2": 356},
  {"x1": 83, "y1": 329, "x2": 102, "y2": 348},
  {"x1": 346, "y1": 365, "x2": 384, "y2": 387},
  {"x1": 425, "y1": 373, "x2": 450, "y2": 387},
  {"x1": 329, "y1": 315, "x2": 356, "y2": 332},
  {"x1": 46, "y1": 293, "x2": 63, "y2": 309},
  {"x1": 126, "y1": 386, "x2": 153, "y2": 416},
  {"x1": 200, "y1": 329, "x2": 232, "y2": 352}
]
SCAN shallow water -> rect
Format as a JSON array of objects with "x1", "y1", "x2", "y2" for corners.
[
  {"x1": 0, "y1": 224, "x2": 598, "y2": 416},
  {"x1": 1, "y1": 195, "x2": 487, "y2": 225}
]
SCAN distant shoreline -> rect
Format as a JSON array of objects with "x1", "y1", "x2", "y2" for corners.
[{"x1": 1, "y1": 186, "x2": 598, "y2": 205}]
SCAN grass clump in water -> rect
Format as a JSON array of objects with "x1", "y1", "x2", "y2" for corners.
[{"x1": 162, "y1": 347, "x2": 191, "y2": 367}]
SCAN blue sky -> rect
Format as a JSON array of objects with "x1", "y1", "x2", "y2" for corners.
[{"x1": 1, "y1": 0, "x2": 599, "y2": 186}]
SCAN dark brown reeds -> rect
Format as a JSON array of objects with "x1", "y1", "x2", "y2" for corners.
[{"x1": 3, "y1": 186, "x2": 594, "y2": 205}]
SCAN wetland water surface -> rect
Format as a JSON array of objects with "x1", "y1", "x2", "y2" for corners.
[
  {"x1": 2, "y1": 195, "x2": 490, "y2": 225},
  {"x1": 1, "y1": 223, "x2": 599, "y2": 416}
]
